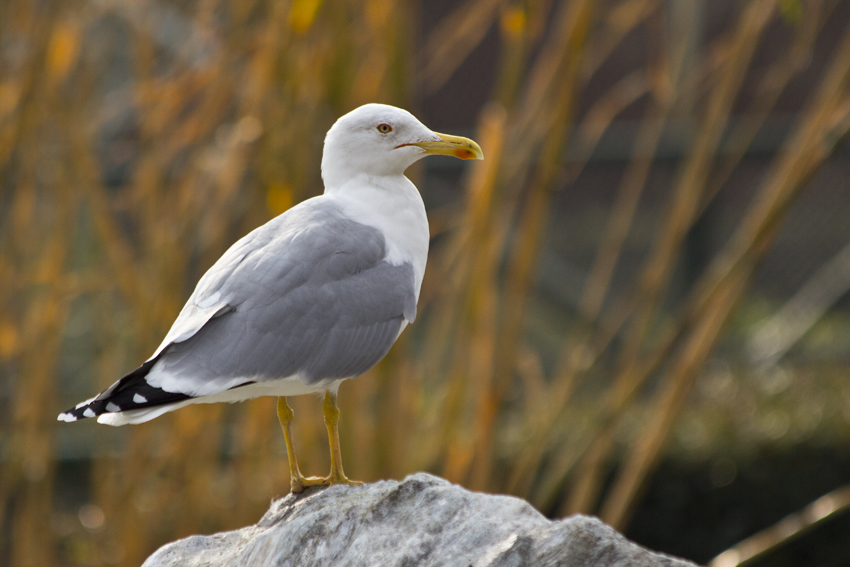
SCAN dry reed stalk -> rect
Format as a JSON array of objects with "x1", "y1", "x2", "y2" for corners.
[
  {"x1": 492, "y1": 3, "x2": 529, "y2": 109},
  {"x1": 698, "y1": 0, "x2": 830, "y2": 215},
  {"x1": 601, "y1": 268, "x2": 750, "y2": 527},
  {"x1": 415, "y1": 0, "x2": 563, "y2": 484},
  {"x1": 432, "y1": 14, "x2": 524, "y2": 487},
  {"x1": 665, "y1": 35, "x2": 850, "y2": 383},
  {"x1": 579, "y1": 0, "x2": 661, "y2": 85},
  {"x1": 709, "y1": 483, "x2": 850, "y2": 567},
  {"x1": 564, "y1": 0, "x2": 778, "y2": 515},
  {"x1": 577, "y1": 102, "x2": 668, "y2": 320},
  {"x1": 541, "y1": 108, "x2": 669, "y2": 509},
  {"x1": 552, "y1": 30, "x2": 687, "y2": 517},
  {"x1": 596, "y1": 14, "x2": 850, "y2": 526},
  {"x1": 415, "y1": 1, "x2": 529, "y2": 468},
  {"x1": 464, "y1": 105, "x2": 508, "y2": 489},
  {"x1": 481, "y1": 0, "x2": 595, "y2": 489},
  {"x1": 566, "y1": 69, "x2": 650, "y2": 183},
  {"x1": 504, "y1": 2, "x2": 662, "y2": 499},
  {"x1": 10, "y1": 231, "x2": 71, "y2": 567},
  {"x1": 8, "y1": 148, "x2": 73, "y2": 567},
  {"x1": 616, "y1": 0, "x2": 777, "y2": 373},
  {"x1": 420, "y1": 0, "x2": 502, "y2": 93},
  {"x1": 1, "y1": 7, "x2": 72, "y2": 566},
  {"x1": 425, "y1": 4, "x2": 529, "y2": 483},
  {"x1": 528, "y1": 0, "x2": 827, "y2": 514},
  {"x1": 509, "y1": 20, "x2": 664, "y2": 510}
]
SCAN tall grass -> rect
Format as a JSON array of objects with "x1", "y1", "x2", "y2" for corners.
[{"x1": 2, "y1": 0, "x2": 850, "y2": 565}]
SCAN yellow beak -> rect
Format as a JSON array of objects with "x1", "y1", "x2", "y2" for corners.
[{"x1": 405, "y1": 132, "x2": 484, "y2": 160}]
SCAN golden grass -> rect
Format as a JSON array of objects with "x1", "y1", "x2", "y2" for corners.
[{"x1": 2, "y1": 0, "x2": 850, "y2": 565}]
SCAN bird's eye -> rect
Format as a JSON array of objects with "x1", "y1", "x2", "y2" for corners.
[{"x1": 377, "y1": 123, "x2": 392, "y2": 134}]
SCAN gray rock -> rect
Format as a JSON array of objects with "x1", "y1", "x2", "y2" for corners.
[{"x1": 142, "y1": 473, "x2": 698, "y2": 567}]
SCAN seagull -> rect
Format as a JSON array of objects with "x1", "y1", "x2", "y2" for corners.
[{"x1": 58, "y1": 103, "x2": 483, "y2": 492}]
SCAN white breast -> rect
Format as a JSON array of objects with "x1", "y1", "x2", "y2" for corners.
[{"x1": 324, "y1": 173, "x2": 430, "y2": 299}]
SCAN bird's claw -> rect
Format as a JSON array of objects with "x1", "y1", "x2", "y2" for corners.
[
  {"x1": 290, "y1": 474, "x2": 363, "y2": 493},
  {"x1": 290, "y1": 475, "x2": 330, "y2": 493},
  {"x1": 329, "y1": 474, "x2": 364, "y2": 487}
]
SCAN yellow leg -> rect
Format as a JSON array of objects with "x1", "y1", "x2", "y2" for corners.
[
  {"x1": 277, "y1": 397, "x2": 328, "y2": 493},
  {"x1": 322, "y1": 390, "x2": 363, "y2": 486}
]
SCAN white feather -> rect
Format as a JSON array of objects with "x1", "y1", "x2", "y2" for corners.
[
  {"x1": 149, "y1": 303, "x2": 230, "y2": 360},
  {"x1": 325, "y1": 175, "x2": 429, "y2": 301},
  {"x1": 97, "y1": 378, "x2": 341, "y2": 426}
]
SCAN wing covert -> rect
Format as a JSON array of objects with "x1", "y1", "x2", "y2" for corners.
[{"x1": 144, "y1": 199, "x2": 417, "y2": 394}]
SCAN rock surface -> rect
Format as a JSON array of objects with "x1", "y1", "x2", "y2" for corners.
[{"x1": 142, "y1": 473, "x2": 697, "y2": 567}]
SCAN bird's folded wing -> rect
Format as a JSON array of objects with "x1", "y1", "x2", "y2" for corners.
[
  {"x1": 148, "y1": 224, "x2": 267, "y2": 360},
  {"x1": 142, "y1": 200, "x2": 417, "y2": 396}
]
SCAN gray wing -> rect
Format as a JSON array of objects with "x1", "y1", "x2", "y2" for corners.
[{"x1": 149, "y1": 199, "x2": 417, "y2": 391}]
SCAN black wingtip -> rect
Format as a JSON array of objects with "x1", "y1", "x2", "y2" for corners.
[{"x1": 57, "y1": 356, "x2": 190, "y2": 423}]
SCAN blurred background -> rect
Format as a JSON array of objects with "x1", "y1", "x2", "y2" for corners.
[{"x1": 2, "y1": 0, "x2": 850, "y2": 565}]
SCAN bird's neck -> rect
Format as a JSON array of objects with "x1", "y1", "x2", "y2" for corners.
[{"x1": 324, "y1": 173, "x2": 429, "y2": 297}]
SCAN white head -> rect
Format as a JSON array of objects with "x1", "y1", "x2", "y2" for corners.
[{"x1": 321, "y1": 103, "x2": 482, "y2": 190}]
